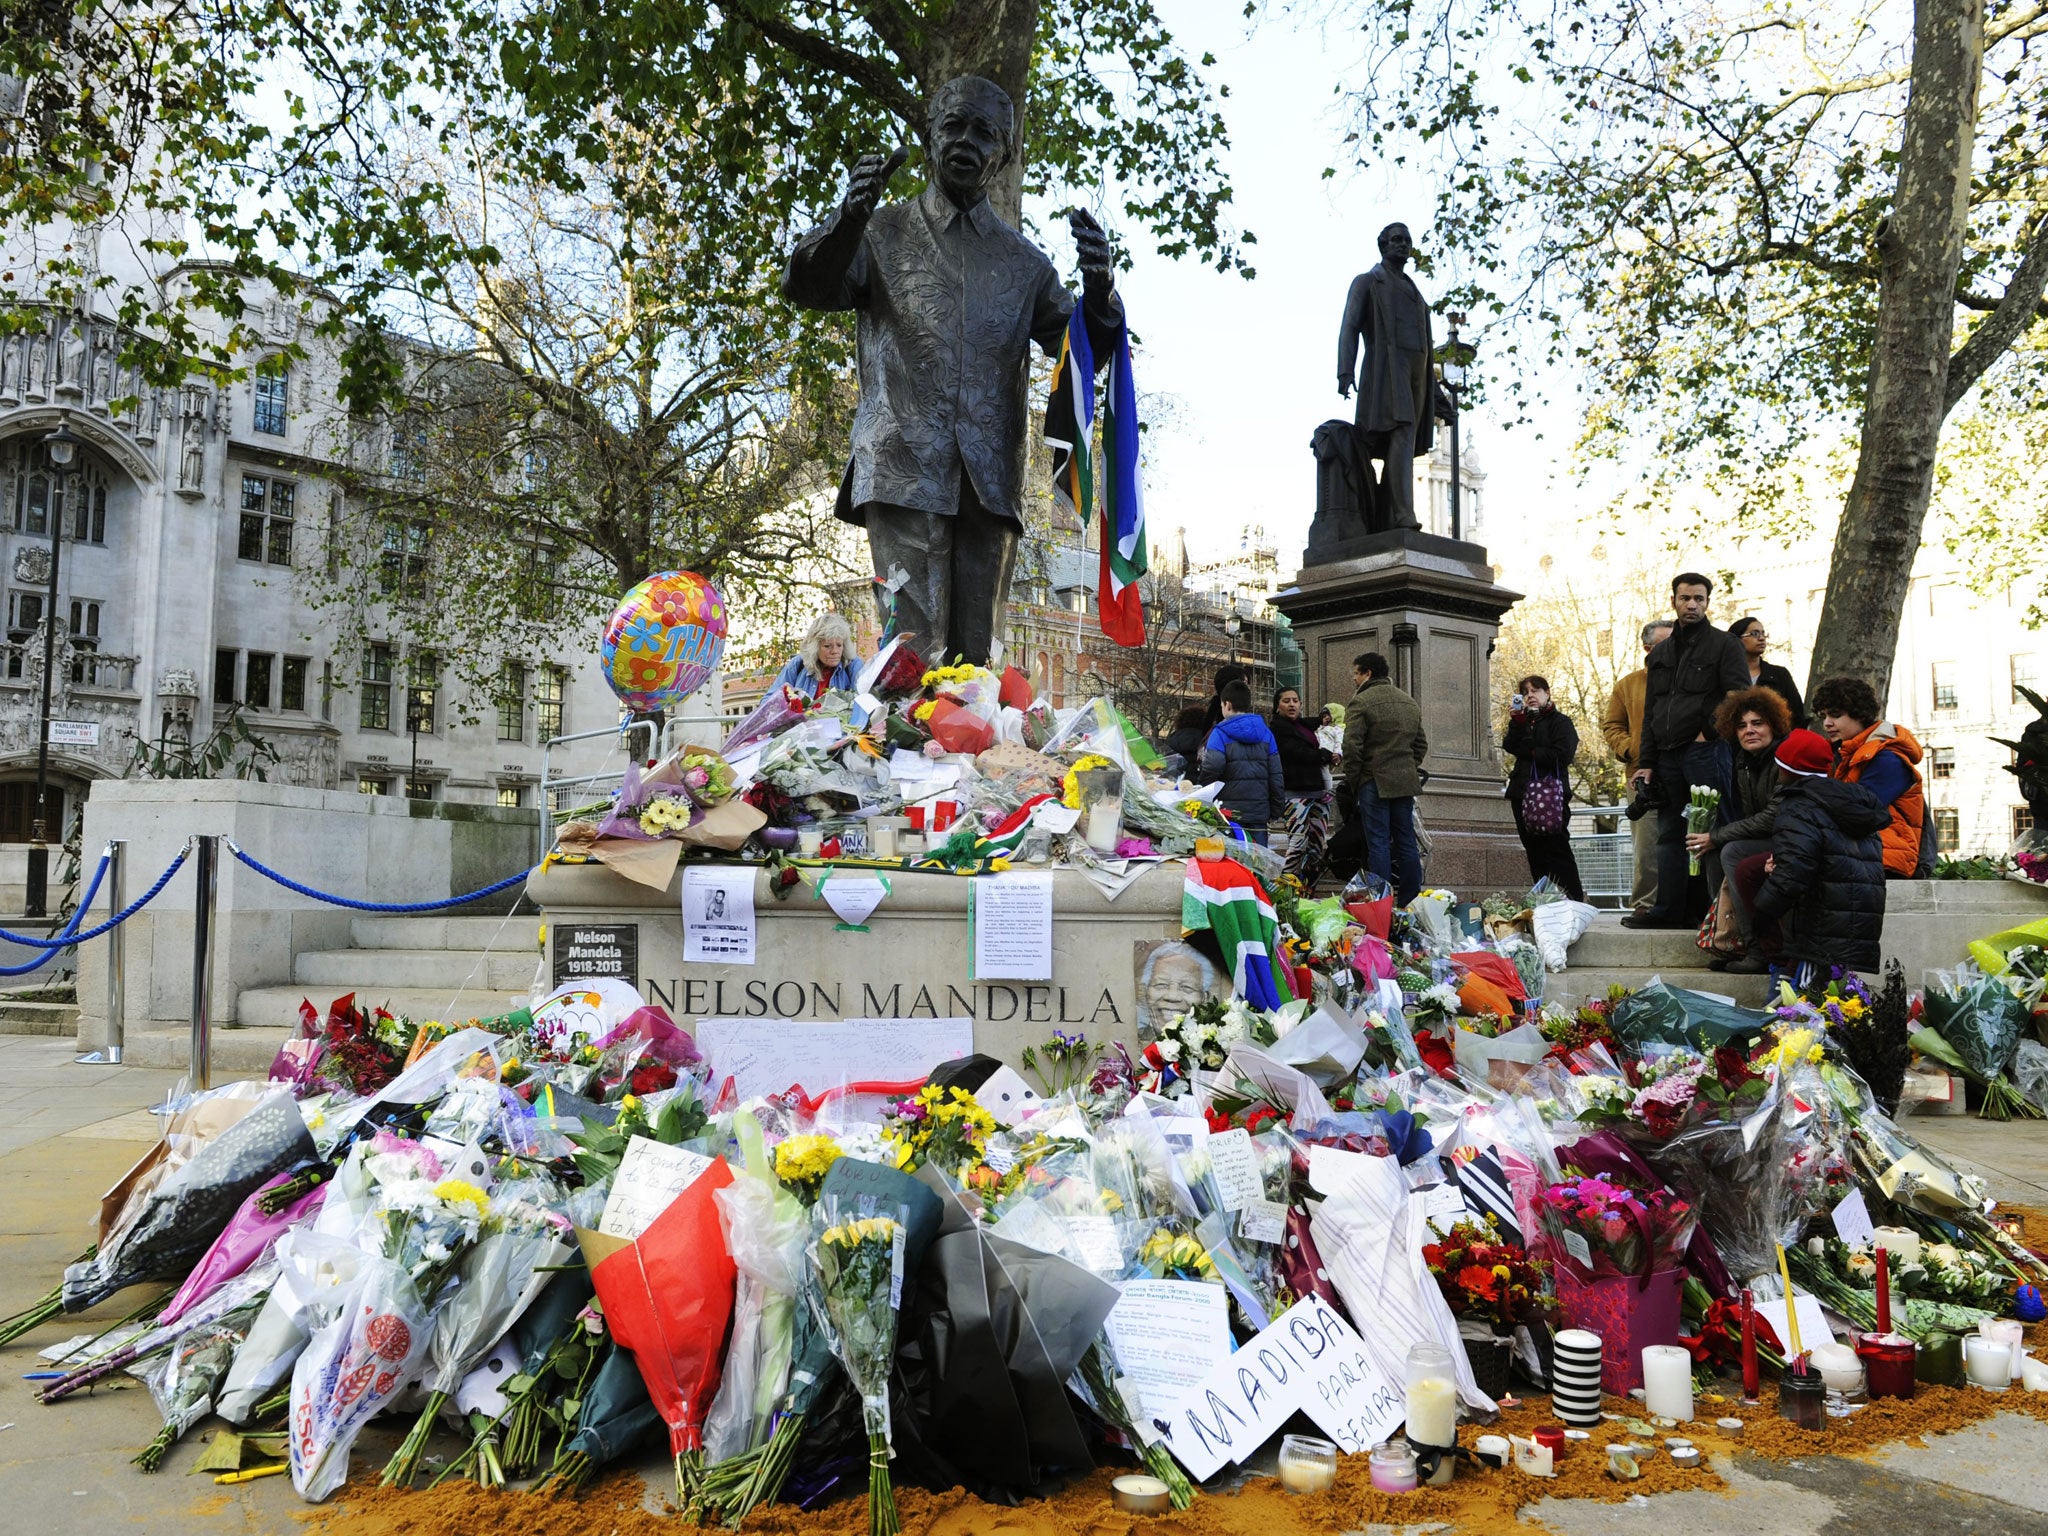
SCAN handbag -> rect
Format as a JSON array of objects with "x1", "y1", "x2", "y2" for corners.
[{"x1": 1522, "y1": 769, "x2": 1568, "y2": 834}]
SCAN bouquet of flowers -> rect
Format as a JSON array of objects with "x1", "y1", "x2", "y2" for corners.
[
  {"x1": 1021, "y1": 1029, "x2": 1102, "y2": 1098},
  {"x1": 1423, "y1": 1216, "x2": 1549, "y2": 1334},
  {"x1": 1536, "y1": 1173, "x2": 1696, "y2": 1283},
  {"x1": 856, "y1": 635, "x2": 927, "y2": 702},
  {"x1": 679, "y1": 747, "x2": 738, "y2": 807},
  {"x1": 301, "y1": 993, "x2": 412, "y2": 1096},
  {"x1": 131, "y1": 1293, "x2": 269, "y2": 1470},
  {"x1": 1685, "y1": 785, "x2": 1721, "y2": 875},
  {"x1": 810, "y1": 1199, "x2": 909, "y2": 1536},
  {"x1": 1916, "y1": 964, "x2": 2038, "y2": 1119},
  {"x1": 721, "y1": 684, "x2": 812, "y2": 756},
  {"x1": 880, "y1": 1084, "x2": 996, "y2": 1179}
]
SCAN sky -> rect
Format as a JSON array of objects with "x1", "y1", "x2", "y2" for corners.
[{"x1": 1088, "y1": 2, "x2": 1594, "y2": 572}]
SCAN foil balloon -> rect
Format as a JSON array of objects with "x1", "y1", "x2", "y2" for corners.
[{"x1": 599, "y1": 571, "x2": 728, "y2": 712}]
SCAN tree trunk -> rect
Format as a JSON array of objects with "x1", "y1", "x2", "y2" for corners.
[
  {"x1": 915, "y1": 0, "x2": 1042, "y2": 227},
  {"x1": 1806, "y1": 0, "x2": 1983, "y2": 706}
]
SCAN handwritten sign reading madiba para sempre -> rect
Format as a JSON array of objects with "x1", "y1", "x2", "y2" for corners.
[{"x1": 1155, "y1": 1294, "x2": 1405, "y2": 1481}]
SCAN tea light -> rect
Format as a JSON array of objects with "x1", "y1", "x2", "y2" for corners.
[
  {"x1": 1670, "y1": 1447, "x2": 1703, "y2": 1469},
  {"x1": 1563, "y1": 1429, "x2": 1591, "y2": 1444},
  {"x1": 1642, "y1": 1344, "x2": 1695, "y2": 1421},
  {"x1": 1605, "y1": 1445, "x2": 1641, "y2": 1481},
  {"x1": 1111, "y1": 1475, "x2": 1171, "y2": 1515},
  {"x1": 1715, "y1": 1417, "x2": 1745, "y2": 1438},
  {"x1": 1964, "y1": 1334, "x2": 2012, "y2": 1391},
  {"x1": 1277, "y1": 1434, "x2": 1338, "y2": 1494}
]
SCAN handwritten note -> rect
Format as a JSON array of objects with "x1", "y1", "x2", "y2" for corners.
[
  {"x1": 1831, "y1": 1188, "x2": 1877, "y2": 1248},
  {"x1": 1155, "y1": 1294, "x2": 1404, "y2": 1481},
  {"x1": 1238, "y1": 1198, "x2": 1288, "y2": 1245},
  {"x1": 683, "y1": 866, "x2": 756, "y2": 964},
  {"x1": 971, "y1": 872, "x2": 1054, "y2": 980},
  {"x1": 598, "y1": 1137, "x2": 713, "y2": 1240},
  {"x1": 1104, "y1": 1279, "x2": 1232, "y2": 1423},
  {"x1": 696, "y1": 1016, "x2": 972, "y2": 1102},
  {"x1": 1207, "y1": 1128, "x2": 1264, "y2": 1211}
]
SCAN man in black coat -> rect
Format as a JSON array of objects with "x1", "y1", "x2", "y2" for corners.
[
  {"x1": 1624, "y1": 571, "x2": 1751, "y2": 929},
  {"x1": 1739, "y1": 728, "x2": 1890, "y2": 976}
]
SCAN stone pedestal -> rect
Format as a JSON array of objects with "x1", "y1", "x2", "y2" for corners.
[
  {"x1": 529, "y1": 859, "x2": 1188, "y2": 1066},
  {"x1": 1272, "y1": 530, "x2": 1526, "y2": 891}
]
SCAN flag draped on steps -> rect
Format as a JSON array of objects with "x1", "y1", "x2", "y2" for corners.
[
  {"x1": 1045, "y1": 304, "x2": 1147, "y2": 646},
  {"x1": 1181, "y1": 858, "x2": 1294, "y2": 1010}
]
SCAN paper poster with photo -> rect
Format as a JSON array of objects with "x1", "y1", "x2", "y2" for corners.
[{"x1": 1132, "y1": 938, "x2": 1233, "y2": 1041}]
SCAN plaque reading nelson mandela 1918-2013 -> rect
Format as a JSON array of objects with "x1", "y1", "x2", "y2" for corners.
[{"x1": 552, "y1": 923, "x2": 640, "y2": 987}]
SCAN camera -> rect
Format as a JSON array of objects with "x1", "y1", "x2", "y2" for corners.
[{"x1": 1625, "y1": 780, "x2": 1658, "y2": 821}]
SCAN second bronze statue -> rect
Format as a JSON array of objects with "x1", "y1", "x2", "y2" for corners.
[{"x1": 1311, "y1": 223, "x2": 1457, "y2": 549}]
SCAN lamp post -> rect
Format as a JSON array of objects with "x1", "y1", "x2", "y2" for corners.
[
  {"x1": 26, "y1": 422, "x2": 81, "y2": 918},
  {"x1": 1437, "y1": 315, "x2": 1474, "y2": 542}
]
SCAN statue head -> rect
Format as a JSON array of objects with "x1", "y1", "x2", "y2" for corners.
[
  {"x1": 1377, "y1": 222, "x2": 1413, "y2": 266},
  {"x1": 926, "y1": 76, "x2": 1016, "y2": 206}
]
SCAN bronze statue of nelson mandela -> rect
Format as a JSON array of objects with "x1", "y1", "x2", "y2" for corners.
[{"x1": 783, "y1": 76, "x2": 1123, "y2": 666}]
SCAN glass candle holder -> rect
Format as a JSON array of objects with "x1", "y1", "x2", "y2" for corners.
[
  {"x1": 869, "y1": 819, "x2": 899, "y2": 859},
  {"x1": 1277, "y1": 1434, "x2": 1338, "y2": 1495},
  {"x1": 796, "y1": 825, "x2": 825, "y2": 858},
  {"x1": 1857, "y1": 1333, "x2": 1916, "y2": 1400},
  {"x1": 1917, "y1": 1332, "x2": 1964, "y2": 1387},
  {"x1": 1370, "y1": 1439, "x2": 1418, "y2": 1493},
  {"x1": 1778, "y1": 1368, "x2": 1827, "y2": 1430},
  {"x1": 1965, "y1": 1334, "x2": 2013, "y2": 1391}
]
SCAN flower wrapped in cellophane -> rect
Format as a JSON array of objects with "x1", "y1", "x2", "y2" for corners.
[{"x1": 810, "y1": 1198, "x2": 909, "y2": 1536}]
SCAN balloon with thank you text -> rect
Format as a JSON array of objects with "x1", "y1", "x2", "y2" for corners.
[{"x1": 599, "y1": 571, "x2": 728, "y2": 712}]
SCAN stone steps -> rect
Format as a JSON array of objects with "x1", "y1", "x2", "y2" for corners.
[
  {"x1": 1556, "y1": 913, "x2": 1776, "y2": 1006},
  {"x1": 0, "y1": 997, "x2": 81, "y2": 1036},
  {"x1": 236, "y1": 983, "x2": 532, "y2": 1033},
  {"x1": 347, "y1": 915, "x2": 545, "y2": 951},
  {"x1": 292, "y1": 946, "x2": 539, "y2": 991}
]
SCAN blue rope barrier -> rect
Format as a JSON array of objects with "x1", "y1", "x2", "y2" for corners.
[
  {"x1": 0, "y1": 844, "x2": 191, "y2": 975},
  {"x1": 226, "y1": 841, "x2": 536, "y2": 912},
  {"x1": 0, "y1": 847, "x2": 111, "y2": 949}
]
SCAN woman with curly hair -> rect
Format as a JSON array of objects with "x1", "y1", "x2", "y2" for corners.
[
  {"x1": 1686, "y1": 685, "x2": 1792, "y2": 971},
  {"x1": 773, "y1": 611, "x2": 862, "y2": 700}
]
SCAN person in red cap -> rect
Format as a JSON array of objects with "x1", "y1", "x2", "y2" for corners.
[{"x1": 1726, "y1": 727, "x2": 1889, "y2": 978}]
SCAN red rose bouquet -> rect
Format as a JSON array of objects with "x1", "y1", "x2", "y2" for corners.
[{"x1": 1536, "y1": 1174, "x2": 1696, "y2": 1284}]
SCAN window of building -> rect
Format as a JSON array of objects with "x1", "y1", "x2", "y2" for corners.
[
  {"x1": 66, "y1": 601, "x2": 101, "y2": 683},
  {"x1": 496, "y1": 662, "x2": 526, "y2": 742},
  {"x1": 379, "y1": 518, "x2": 430, "y2": 594},
  {"x1": 405, "y1": 653, "x2": 438, "y2": 735},
  {"x1": 497, "y1": 785, "x2": 527, "y2": 809},
  {"x1": 214, "y1": 647, "x2": 238, "y2": 705},
  {"x1": 1932, "y1": 807, "x2": 1959, "y2": 854},
  {"x1": 358, "y1": 775, "x2": 391, "y2": 796},
  {"x1": 360, "y1": 642, "x2": 392, "y2": 731},
  {"x1": 1931, "y1": 662, "x2": 1959, "y2": 711},
  {"x1": 254, "y1": 367, "x2": 289, "y2": 436},
  {"x1": 535, "y1": 665, "x2": 565, "y2": 741},
  {"x1": 0, "y1": 781, "x2": 64, "y2": 842},
  {"x1": 7, "y1": 590, "x2": 42, "y2": 637},
  {"x1": 281, "y1": 656, "x2": 308, "y2": 712},
  {"x1": 320, "y1": 659, "x2": 333, "y2": 721},
  {"x1": 2016, "y1": 655, "x2": 2041, "y2": 706},
  {"x1": 244, "y1": 651, "x2": 274, "y2": 710},
  {"x1": 390, "y1": 412, "x2": 427, "y2": 480},
  {"x1": 2020, "y1": 807, "x2": 2039, "y2": 841},
  {"x1": 70, "y1": 480, "x2": 106, "y2": 544},
  {"x1": 1929, "y1": 746, "x2": 1955, "y2": 780},
  {"x1": 405, "y1": 776, "x2": 437, "y2": 801},
  {"x1": 237, "y1": 473, "x2": 295, "y2": 565}
]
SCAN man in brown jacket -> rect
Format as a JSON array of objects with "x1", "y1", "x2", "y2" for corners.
[
  {"x1": 1339, "y1": 652, "x2": 1429, "y2": 903},
  {"x1": 1602, "y1": 620, "x2": 1672, "y2": 911}
]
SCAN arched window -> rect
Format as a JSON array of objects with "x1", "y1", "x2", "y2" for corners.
[
  {"x1": 6, "y1": 442, "x2": 109, "y2": 541},
  {"x1": 254, "y1": 365, "x2": 289, "y2": 435}
]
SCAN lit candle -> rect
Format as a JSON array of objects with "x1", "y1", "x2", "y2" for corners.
[
  {"x1": 1405, "y1": 1374, "x2": 1459, "y2": 1449},
  {"x1": 1641, "y1": 1345, "x2": 1695, "y2": 1422},
  {"x1": 1874, "y1": 1245, "x2": 1890, "y2": 1334},
  {"x1": 1740, "y1": 1289, "x2": 1760, "y2": 1401}
]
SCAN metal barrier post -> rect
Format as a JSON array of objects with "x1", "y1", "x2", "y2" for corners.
[
  {"x1": 103, "y1": 839, "x2": 124, "y2": 1064},
  {"x1": 189, "y1": 834, "x2": 217, "y2": 1092}
]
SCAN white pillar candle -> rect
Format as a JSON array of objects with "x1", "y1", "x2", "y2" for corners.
[
  {"x1": 1084, "y1": 798, "x2": 1122, "y2": 851},
  {"x1": 1640, "y1": 1345, "x2": 1695, "y2": 1422},
  {"x1": 1872, "y1": 1226, "x2": 1921, "y2": 1265},
  {"x1": 1405, "y1": 1374, "x2": 1459, "y2": 1449}
]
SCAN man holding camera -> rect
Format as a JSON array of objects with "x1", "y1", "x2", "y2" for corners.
[
  {"x1": 1603, "y1": 619, "x2": 1673, "y2": 914},
  {"x1": 1622, "y1": 574, "x2": 1750, "y2": 930}
]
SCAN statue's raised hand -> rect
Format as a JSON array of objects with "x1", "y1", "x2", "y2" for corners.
[
  {"x1": 1068, "y1": 208, "x2": 1114, "y2": 293},
  {"x1": 842, "y1": 146, "x2": 909, "y2": 221}
]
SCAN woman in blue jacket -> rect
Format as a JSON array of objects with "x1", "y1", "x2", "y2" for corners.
[
  {"x1": 773, "y1": 612, "x2": 861, "y2": 699},
  {"x1": 1197, "y1": 680, "x2": 1287, "y2": 844}
]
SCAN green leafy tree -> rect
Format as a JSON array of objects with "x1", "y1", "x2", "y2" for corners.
[{"x1": 1326, "y1": 0, "x2": 2048, "y2": 700}]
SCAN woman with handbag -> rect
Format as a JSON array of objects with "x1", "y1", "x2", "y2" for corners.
[{"x1": 1503, "y1": 676, "x2": 1587, "y2": 900}]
